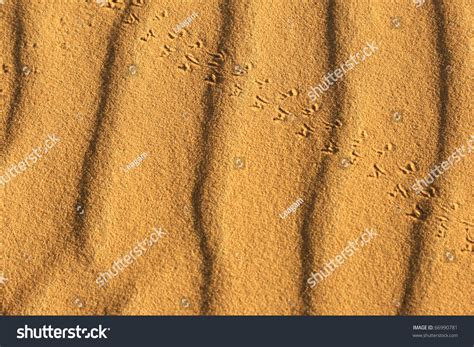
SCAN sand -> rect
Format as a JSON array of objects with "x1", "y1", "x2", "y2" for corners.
[{"x1": 0, "y1": 0, "x2": 472, "y2": 315}]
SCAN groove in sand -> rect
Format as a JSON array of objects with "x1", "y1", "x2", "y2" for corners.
[
  {"x1": 398, "y1": 0, "x2": 450, "y2": 315},
  {"x1": 4, "y1": 0, "x2": 26, "y2": 150},
  {"x1": 300, "y1": 0, "x2": 345, "y2": 315},
  {"x1": 191, "y1": 0, "x2": 235, "y2": 315}
]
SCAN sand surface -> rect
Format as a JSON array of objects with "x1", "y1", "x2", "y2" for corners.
[{"x1": 0, "y1": 0, "x2": 472, "y2": 315}]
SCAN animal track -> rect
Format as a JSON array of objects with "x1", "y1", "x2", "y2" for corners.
[
  {"x1": 369, "y1": 163, "x2": 387, "y2": 178},
  {"x1": 399, "y1": 161, "x2": 417, "y2": 174},
  {"x1": 433, "y1": 202, "x2": 474, "y2": 253},
  {"x1": 461, "y1": 228, "x2": 474, "y2": 253}
]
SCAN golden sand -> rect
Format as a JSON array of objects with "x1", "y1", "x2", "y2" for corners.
[{"x1": 0, "y1": 0, "x2": 472, "y2": 315}]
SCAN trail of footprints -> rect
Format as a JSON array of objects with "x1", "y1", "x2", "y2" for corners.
[
  {"x1": 93, "y1": 0, "x2": 145, "y2": 13},
  {"x1": 124, "y1": 3, "x2": 342, "y2": 144},
  {"x1": 437, "y1": 203, "x2": 474, "y2": 254},
  {"x1": 118, "y1": 3, "x2": 473, "y2": 256},
  {"x1": 127, "y1": 3, "x2": 355, "y2": 151}
]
